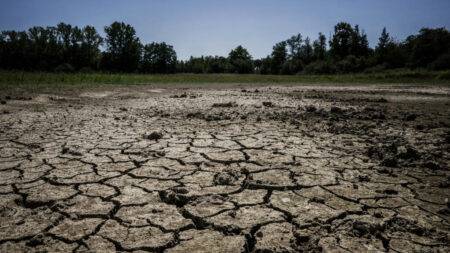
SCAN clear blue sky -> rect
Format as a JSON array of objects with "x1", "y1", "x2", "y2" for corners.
[{"x1": 1, "y1": 0, "x2": 449, "y2": 60}]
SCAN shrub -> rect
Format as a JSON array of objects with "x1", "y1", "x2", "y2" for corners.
[
  {"x1": 54, "y1": 63, "x2": 75, "y2": 73},
  {"x1": 335, "y1": 55, "x2": 369, "y2": 73},
  {"x1": 428, "y1": 52, "x2": 450, "y2": 70},
  {"x1": 303, "y1": 60, "x2": 336, "y2": 74},
  {"x1": 79, "y1": 67, "x2": 94, "y2": 73},
  {"x1": 364, "y1": 64, "x2": 387, "y2": 73},
  {"x1": 436, "y1": 70, "x2": 450, "y2": 80}
]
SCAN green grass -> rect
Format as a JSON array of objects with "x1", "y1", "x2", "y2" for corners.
[{"x1": 1, "y1": 69, "x2": 449, "y2": 93}]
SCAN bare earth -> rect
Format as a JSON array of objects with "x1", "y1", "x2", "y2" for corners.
[{"x1": 0, "y1": 84, "x2": 449, "y2": 252}]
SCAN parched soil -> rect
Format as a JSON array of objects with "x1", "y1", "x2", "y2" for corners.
[{"x1": 0, "y1": 84, "x2": 449, "y2": 252}]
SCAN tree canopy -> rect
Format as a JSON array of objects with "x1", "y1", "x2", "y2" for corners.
[{"x1": 1, "y1": 21, "x2": 449, "y2": 74}]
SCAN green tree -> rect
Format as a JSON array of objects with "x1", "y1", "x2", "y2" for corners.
[
  {"x1": 28, "y1": 26, "x2": 60, "y2": 70},
  {"x1": 103, "y1": 22, "x2": 142, "y2": 72},
  {"x1": 228, "y1": 45, "x2": 253, "y2": 74},
  {"x1": 285, "y1": 34, "x2": 305, "y2": 73},
  {"x1": 141, "y1": 42, "x2": 177, "y2": 73},
  {"x1": 56, "y1": 23, "x2": 72, "y2": 49},
  {"x1": 1, "y1": 31, "x2": 31, "y2": 70},
  {"x1": 329, "y1": 22, "x2": 353, "y2": 59},
  {"x1": 286, "y1": 34, "x2": 302, "y2": 58},
  {"x1": 270, "y1": 41, "x2": 287, "y2": 74},
  {"x1": 313, "y1": 33, "x2": 327, "y2": 60},
  {"x1": 81, "y1": 26, "x2": 103, "y2": 69},
  {"x1": 300, "y1": 37, "x2": 313, "y2": 64},
  {"x1": 377, "y1": 28, "x2": 391, "y2": 52},
  {"x1": 329, "y1": 22, "x2": 370, "y2": 59},
  {"x1": 351, "y1": 25, "x2": 370, "y2": 57},
  {"x1": 204, "y1": 56, "x2": 230, "y2": 73},
  {"x1": 404, "y1": 27, "x2": 450, "y2": 69},
  {"x1": 374, "y1": 27, "x2": 405, "y2": 68},
  {"x1": 255, "y1": 56, "x2": 272, "y2": 74}
]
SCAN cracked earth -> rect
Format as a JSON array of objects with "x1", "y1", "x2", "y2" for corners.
[{"x1": 0, "y1": 84, "x2": 449, "y2": 252}]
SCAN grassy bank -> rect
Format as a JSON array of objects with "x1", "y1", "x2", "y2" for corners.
[{"x1": 1, "y1": 70, "x2": 449, "y2": 92}]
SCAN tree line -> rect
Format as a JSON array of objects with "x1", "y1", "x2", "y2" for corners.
[{"x1": 1, "y1": 21, "x2": 449, "y2": 74}]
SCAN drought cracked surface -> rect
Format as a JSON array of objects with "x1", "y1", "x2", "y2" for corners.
[{"x1": 0, "y1": 84, "x2": 449, "y2": 252}]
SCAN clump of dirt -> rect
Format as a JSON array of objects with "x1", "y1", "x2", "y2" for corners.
[
  {"x1": 404, "y1": 113, "x2": 419, "y2": 121},
  {"x1": 367, "y1": 141, "x2": 422, "y2": 168},
  {"x1": 205, "y1": 113, "x2": 232, "y2": 121},
  {"x1": 144, "y1": 131, "x2": 164, "y2": 140},
  {"x1": 212, "y1": 102, "x2": 237, "y2": 108},
  {"x1": 159, "y1": 189, "x2": 190, "y2": 207},
  {"x1": 61, "y1": 146, "x2": 82, "y2": 156},
  {"x1": 351, "y1": 220, "x2": 384, "y2": 237},
  {"x1": 187, "y1": 111, "x2": 204, "y2": 119},
  {"x1": 330, "y1": 106, "x2": 344, "y2": 114},
  {"x1": 305, "y1": 105, "x2": 317, "y2": 113},
  {"x1": 213, "y1": 172, "x2": 239, "y2": 185},
  {"x1": 170, "y1": 93, "x2": 188, "y2": 98},
  {"x1": 423, "y1": 161, "x2": 441, "y2": 170},
  {"x1": 445, "y1": 131, "x2": 450, "y2": 143}
]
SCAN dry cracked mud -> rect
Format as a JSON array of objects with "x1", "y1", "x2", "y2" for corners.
[{"x1": 0, "y1": 84, "x2": 449, "y2": 252}]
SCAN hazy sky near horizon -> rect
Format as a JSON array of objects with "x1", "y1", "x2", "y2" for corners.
[{"x1": 1, "y1": 0, "x2": 449, "y2": 60}]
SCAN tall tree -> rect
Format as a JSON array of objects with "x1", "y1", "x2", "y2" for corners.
[
  {"x1": 377, "y1": 28, "x2": 391, "y2": 51},
  {"x1": 270, "y1": 41, "x2": 287, "y2": 74},
  {"x1": 375, "y1": 27, "x2": 395, "y2": 65},
  {"x1": 356, "y1": 27, "x2": 370, "y2": 57},
  {"x1": 103, "y1": 22, "x2": 142, "y2": 72},
  {"x1": 28, "y1": 26, "x2": 60, "y2": 70},
  {"x1": 313, "y1": 32, "x2": 327, "y2": 60},
  {"x1": 81, "y1": 26, "x2": 103, "y2": 69},
  {"x1": 0, "y1": 30, "x2": 31, "y2": 70},
  {"x1": 228, "y1": 45, "x2": 253, "y2": 74},
  {"x1": 301, "y1": 37, "x2": 313, "y2": 64},
  {"x1": 141, "y1": 42, "x2": 177, "y2": 73},
  {"x1": 405, "y1": 27, "x2": 450, "y2": 68},
  {"x1": 330, "y1": 22, "x2": 370, "y2": 59},
  {"x1": 329, "y1": 22, "x2": 354, "y2": 59},
  {"x1": 286, "y1": 34, "x2": 302, "y2": 58}
]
